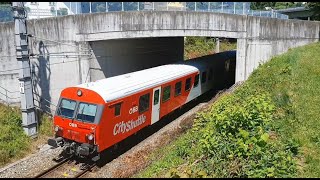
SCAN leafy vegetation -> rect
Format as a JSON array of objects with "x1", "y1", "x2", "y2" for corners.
[
  {"x1": 136, "y1": 42, "x2": 320, "y2": 178},
  {"x1": 250, "y1": 2, "x2": 305, "y2": 10},
  {"x1": 0, "y1": 104, "x2": 53, "y2": 167},
  {"x1": 184, "y1": 37, "x2": 236, "y2": 60},
  {"x1": 307, "y1": 2, "x2": 320, "y2": 20},
  {"x1": 0, "y1": 104, "x2": 30, "y2": 166}
]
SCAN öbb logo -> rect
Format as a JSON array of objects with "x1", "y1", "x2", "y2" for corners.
[
  {"x1": 113, "y1": 114, "x2": 146, "y2": 135},
  {"x1": 129, "y1": 106, "x2": 138, "y2": 114},
  {"x1": 69, "y1": 122, "x2": 77, "y2": 128}
]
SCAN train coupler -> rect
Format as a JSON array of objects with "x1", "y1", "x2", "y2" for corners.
[{"x1": 48, "y1": 137, "x2": 63, "y2": 148}]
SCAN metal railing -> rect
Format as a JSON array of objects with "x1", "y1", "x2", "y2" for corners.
[
  {"x1": 33, "y1": 95, "x2": 57, "y2": 116},
  {"x1": 0, "y1": 2, "x2": 289, "y2": 23},
  {"x1": 0, "y1": 85, "x2": 20, "y2": 105},
  {"x1": 0, "y1": 85, "x2": 56, "y2": 115}
]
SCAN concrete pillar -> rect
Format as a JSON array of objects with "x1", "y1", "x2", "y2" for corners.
[
  {"x1": 78, "y1": 42, "x2": 91, "y2": 84},
  {"x1": 235, "y1": 38, "x2": 247, "y2": 82},
  {"x1": 215, "y1": 38, "x2": 220, "y2": 53}
]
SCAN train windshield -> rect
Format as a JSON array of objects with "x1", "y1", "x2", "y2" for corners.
[
  {"x1": 57, "y1": 99, "x2": 77, "y2": 119},
  {"x1": 76, "y1": 102, "x2": 97, "y2": 123}
]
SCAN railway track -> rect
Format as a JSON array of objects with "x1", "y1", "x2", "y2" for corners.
[{"x1": 34, "y1": 156, "x2": 97, "y2": 178}]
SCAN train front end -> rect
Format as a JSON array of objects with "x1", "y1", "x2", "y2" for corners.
[{"x1": 48, "y1": 87, "x2": 105, "y2": 161}]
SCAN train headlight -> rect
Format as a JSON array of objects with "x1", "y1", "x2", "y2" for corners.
[
  {"x1": 54, "y1": 125, "x2": 59, "y2": 132},
  {"x1": 77, "y1": 89, "x2": 82, "y2": 96},
  {"x1": 87, "y1": 134, "x2": 94, "y2": 141}
]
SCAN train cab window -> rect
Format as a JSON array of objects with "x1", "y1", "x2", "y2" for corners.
[
  {"x1": 114, "y1": 103, "x2": 121, "y2": 116},
  {"x1": 162, "y1": 85, "x2": 171, "y2": 102},
  {"x1": 139, "y1": 93, "x2": 150, "y2": 113},
  {"x1": 194, "y1": 74, "x2": 199, "y2": 87},
  {"x1": 208, "y1": 68, "x2": 213, "y2": 81},
  {"x1": 57, "y1": 98, "x2": 77, "y2": 119},
  {"x1": 76, "y1": 102, "x2": 97, "y2": 123},
  {"x1": 185, "y1": 77, "x2": 191, "y2": 91},
  {"x1": 175, "y1": 81, "x2": 182, "y2": 96},
  {"x1": 201, "y1": 71, "x2": 207, "y2": 84}
]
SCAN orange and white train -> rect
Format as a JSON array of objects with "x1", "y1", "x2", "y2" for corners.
[{"x1": 48, "y1": 51, "x2": 236, "y2": 161}]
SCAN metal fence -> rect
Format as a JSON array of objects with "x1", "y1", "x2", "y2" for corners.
[
  {"x1": 0, "y1": 85, "x2": 20, "y2": 105},
  {"x1": 0, "y1": 2, "x2": 288, "y2": 23}
]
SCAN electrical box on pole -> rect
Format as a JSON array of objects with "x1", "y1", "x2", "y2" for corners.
[{"x1": 12, "y1": 2, "x2": 38, "y2": 137}]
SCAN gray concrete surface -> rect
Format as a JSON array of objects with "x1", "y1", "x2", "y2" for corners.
[{"x1": 0, "y1": 11, "x2": 319, "y2": 113}]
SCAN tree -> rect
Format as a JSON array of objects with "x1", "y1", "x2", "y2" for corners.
[
  {"x1": 250, "y1": 2, "x2": 305, "y2": 10},
  {"x1": 307, "y1": 2, "x2": 320, "y2": 20},
  {"x1": 250, "y1": 2, "x2": 276, "y2": 10}
]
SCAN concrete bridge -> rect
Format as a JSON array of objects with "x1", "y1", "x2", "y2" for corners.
[
  {"x1": 276, "y1": 7, "x2": 314, "y2": 20},
  {"x1": 0, "y1": 11, "x2": 319, "y2": 112}
]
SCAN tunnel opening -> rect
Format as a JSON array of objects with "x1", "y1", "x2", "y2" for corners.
[
  {"x1": 184, "y1": 36, "x2": 237, "y2": 87},
  {"x1": 184, "y1": 36, "x2": 237, "y2": 60},
  {"x1": 88, "y1": 37, "x2": 184, "y2": 81},
  {"x1": 88, "y1": 36, "x2": 236, "y2": 87}
]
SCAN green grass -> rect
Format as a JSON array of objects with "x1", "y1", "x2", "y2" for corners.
[
  {"x1": 0, "y1": 104, "x2": 53, "y2": 167},
  {"x1": 135, "y1": 42, "x2": 320, "y2": 178}
]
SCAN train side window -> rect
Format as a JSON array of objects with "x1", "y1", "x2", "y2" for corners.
[
  {"x1": 175, "y1": 81, "x2": 182, "y2": 97},
  {"x1": 194, "y1": 74, "x2": 199, "y2": 87},
  {"x1": 185, "y1": 77, "x2": 191, "y2": 91},
  {"x1": 114, "y1": 103, "x2": 121, "y2": 116},
  {"x1": 139, "y1": 93, "x2": 150, "y2": 113},
  {"x1": 154, "y1": 89, "x2": 159, "y2": 105},
  {"x1": 162, "y1": 85, "x2": 171, "y2": 102},
  {"x1": 201, "y1": 71, "x2": 207, "y2": 84},
  {"x1": 208, "y1": 68, "x2": 213, "y2": 81}
]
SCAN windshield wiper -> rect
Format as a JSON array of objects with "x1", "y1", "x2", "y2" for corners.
[{"x1": 79, "y1": 106, "x2": 85, "y2": 124}]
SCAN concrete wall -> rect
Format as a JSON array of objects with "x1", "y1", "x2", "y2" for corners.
[
  {"x1": 0, "y1": 11, "x2": 319, "y2": 113},
  {"x1": 0, "y1": 22, "x2": 20, "y2": 105},
  {"x1": 236, "y1": 17, "x2": 320, "y2": 81}
]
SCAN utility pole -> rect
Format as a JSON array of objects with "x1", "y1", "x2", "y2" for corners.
[{"x1": 12, "y1": 2, "x2": 37, "y2": 137}]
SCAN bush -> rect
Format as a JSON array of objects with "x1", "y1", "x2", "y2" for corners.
[
  {"x1": 0, "y1": 105, "x2": 30, "y2": 165},
  {"x1": 0, "y1": 104, "x2": 54, "y2": 166},
  {"x1": 192, "y1": 93, "x2": 297, "y2": 177}
]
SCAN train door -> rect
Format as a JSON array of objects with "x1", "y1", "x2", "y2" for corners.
[{"x1": 151, "y1": 86, "x2": 161, "y2": 125}]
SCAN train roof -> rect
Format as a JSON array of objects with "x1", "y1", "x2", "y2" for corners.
[
  {"x1": 76, "y1": 63, "x2": 199, "y2": 102},
  {"x1": 76, "y1": 50, "x2": 236, "y2": 102}
]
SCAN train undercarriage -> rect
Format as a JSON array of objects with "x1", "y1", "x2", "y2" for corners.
[{"x1": 48, "y1": 137, "x2": 100, "y2": 162}]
